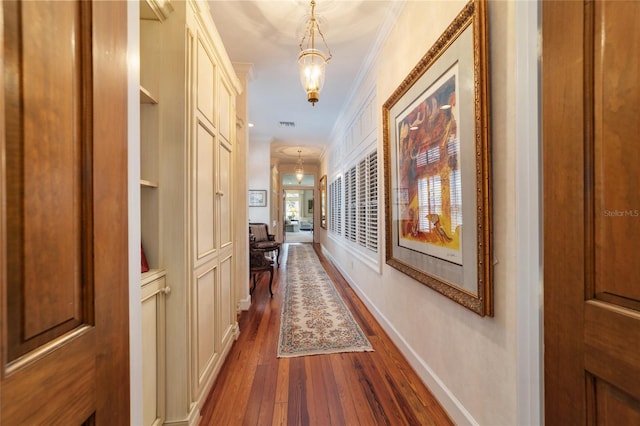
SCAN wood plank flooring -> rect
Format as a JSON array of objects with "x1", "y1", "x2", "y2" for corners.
[{"x1": 200, "y1": 243, "x2": 453, "y2": 426}]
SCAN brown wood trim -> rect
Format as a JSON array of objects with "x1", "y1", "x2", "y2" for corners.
[
  {"x1": 91, "y1": 0, "x2": 130, "y2": 421},
  {"x1": 583, "y1": 0, "x2": 595, "y2": 301},
  {"x1": 584, "y1": 300, "x2": 640, "y2": 401},
  {"x1": 542, "y1": 0, "x2": 587, "y2": 423},
  {"x1": 79, "y1": 0, "x2": 95, "y2": 326}
]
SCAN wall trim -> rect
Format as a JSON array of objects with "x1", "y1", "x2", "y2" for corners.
[
  {"x1": 127, "y1": 2, "x2": 143, "y2": 424},
  {"x1": 320, "y1": 245, "x2": 478, "y2": 425},
  {"x1": 515, "y1": 1, "x2": 543, "y2": 425},
  {"x1": 163, "y1": 402, "x2": 199, "y2": 426}
]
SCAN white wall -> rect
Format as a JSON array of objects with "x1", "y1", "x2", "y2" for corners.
[
  {"x1": 319, "y1": 1, "x2": 530, "y2": 424},
  {"x1": 248, "y1": 137, "x2": 271, "y2": 224}
]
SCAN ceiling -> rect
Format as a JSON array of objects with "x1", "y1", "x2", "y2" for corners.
[{"x1": 207, "y1": 0, "x2": 401, "y2": 165}]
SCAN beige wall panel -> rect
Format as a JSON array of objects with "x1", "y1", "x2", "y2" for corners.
[
  {"x1": 196, "y1": 122, "x2": 215, "y2": 258},
  {"x1": 197, "y1": 38, "x2": 215, "y2": 125}
]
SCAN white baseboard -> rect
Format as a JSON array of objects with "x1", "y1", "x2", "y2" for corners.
[
  {"x1": 322, "y1": 247, "x2": 477, "y2": 426},
  {"x1": 238, "y1": 295, "x2": 251, "y2": 311},
  {"x1": 163, "y1": 403, "x2": 199, "y2": 426}
]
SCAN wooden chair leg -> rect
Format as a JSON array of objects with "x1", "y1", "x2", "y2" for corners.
[
  {"x1": 268, "y1": 266, "x2": 274, "y2": 297},
  {"x1": 250, "y1": 273, "x2": 257, "y2": 295}
]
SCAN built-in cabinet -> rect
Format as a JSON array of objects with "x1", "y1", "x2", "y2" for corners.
[
  {"x1": 140, "y1": 1, "x2": 242, "y2": 424},
  {"x1": 140, "y1": 2, "x2": 171, "y2": 425}
]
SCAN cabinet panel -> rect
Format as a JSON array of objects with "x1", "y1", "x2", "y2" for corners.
[
  {"x1": 197, "y1": 37, "x2": 215, "y2": 126},
  {"x1": 219, "y1": 80, "x2": 231, "y2": 143},
  {"x1": 141, "y1": 274, "x2": 166, "y2": 426},
  {"x1": 195, "y1": 266, "x2": 217, "y2": 379},
  {"x1": 196, "y1": 122, "x2": 216, "y2": 258},
  {"x1": 142, "y1": 286, "x2": 158, "y2": 426},
  {"x1": 219, "y1": 255, "x2": 234, "y2": 348},
  {"x1": 219, "y1": 141, "x2": 232, "y2": 247}
]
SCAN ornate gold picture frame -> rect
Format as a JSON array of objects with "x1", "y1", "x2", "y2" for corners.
[
  {"x1": 382, "y1": 0, "x2": 492, "y2": 316},
  {"x1": 319, "y1": 175, "x2": 327, "y2": 229}
]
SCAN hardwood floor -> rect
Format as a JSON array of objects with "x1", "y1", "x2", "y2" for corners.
[{"x1": 200, "y1": 243, "x2": 453, "y2": 425}]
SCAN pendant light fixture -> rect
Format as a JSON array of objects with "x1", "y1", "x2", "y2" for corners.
[
  {"x1": 295, "y1": 149, "x2": 305, "y2": 184},
  {"x1": 298, "y1": 0, "x2": 332, "y2": 106}
]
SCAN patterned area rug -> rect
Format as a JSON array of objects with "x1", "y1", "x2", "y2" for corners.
[{"x1": 277, "y1": 244, "x2": 373, "y2": 358}]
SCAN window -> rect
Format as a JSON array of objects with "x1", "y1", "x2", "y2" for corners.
[
  {"x1": 328, "y1": 150, "x2": 378, "y2": 254},
  {"x1": 416, "y1": 167, "x2": 461, "y2": 238},
  {"x1": 418, "y1": 175, "x2": 442, "y2": 233},
  {"x1": 449, "y1": 168, "x2": 462, "y2": 234},
  {"x1": 336, "y1": 177, "x2": 342, "y2": 235},
  {"x1": 329, "y1": 150, "x2": 378, "y2": 253}
]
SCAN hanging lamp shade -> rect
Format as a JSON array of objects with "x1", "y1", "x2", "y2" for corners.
[
  {"x1": 298, "y1": 0, "x2": 331, "y2": 106},
  {"x1": 295, "y1": 149, "x2": 304, "y2": 183}
]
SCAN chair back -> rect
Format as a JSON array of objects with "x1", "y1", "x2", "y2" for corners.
[{"x1": 249, "y1": 223, "x2": 270, "y2": 242}]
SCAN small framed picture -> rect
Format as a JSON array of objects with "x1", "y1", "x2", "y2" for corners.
[{"x1": 248, "y1": 189, "x2": 267, "y2": 207}]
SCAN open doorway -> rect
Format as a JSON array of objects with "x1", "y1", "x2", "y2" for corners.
[{"x1": 283, "y1": 189, "x2": 313, "y2": 243}]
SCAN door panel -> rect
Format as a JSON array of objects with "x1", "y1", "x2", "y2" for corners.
[
  {"x1": 543, "y1": 0, "x2": 640, "y2": 423},
  {"x1": 2, "y1": 330, "x2": 96, "y2": 424},
  {"x1": 1, "y1": 0, "x2": 129, "y2": 423},
  {"x1": 20, "y1": 0, "x2": 85, "y2": 342},
  {"x1": 594, "y1": 380, "x2": 640, "y2": 425},
  {"x1": 5, "y1": 0, "x2": 89, "y2": 363},
  {"x1": 594, "y1": 0, "x2": 640, "y2": 301}
]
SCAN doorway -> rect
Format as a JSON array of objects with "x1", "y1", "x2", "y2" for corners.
[{"x1": 283, "y1": 189, "x2": 313, "y2": 243}]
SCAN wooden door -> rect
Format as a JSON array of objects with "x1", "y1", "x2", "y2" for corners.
[
  {"x1": 543, "y1": 0, "x2": 640, "y2": 424},
  {"x1": 1, "y1": 1, "x2": 130, "y2": 424}
]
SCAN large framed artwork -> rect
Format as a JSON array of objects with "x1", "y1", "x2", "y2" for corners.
[{"x1": 382, "y1": 0, "x2": 493, "y2": 316}]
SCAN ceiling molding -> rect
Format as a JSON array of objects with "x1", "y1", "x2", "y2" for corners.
[{"x1": 329, "y1": 0, "x2": 406, "y2": 144}]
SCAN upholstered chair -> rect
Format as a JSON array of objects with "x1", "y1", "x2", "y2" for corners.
[
  {"x1": 248, "y1": 222, "x2": 281, "y2": 266},
  {"x1": 249, "y1": 242, "x2": 274, "y2": 297}
]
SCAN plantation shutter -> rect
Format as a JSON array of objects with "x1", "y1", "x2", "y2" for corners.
[
  {"x1": 346, "y1": 167, "x2": 356, "y2": 242},
  {"x1": 357, "y1": 159, "x2": 367, "y2": 247},
  {"x1": 336, "y1": 176, "x2": 343, "y2": 235},
  {"x1": 331, "y1": 180, "x2": 337, "y2": 234},
  {"x1": 366, "y1": 151, "x2": 378, "y2": 252}
]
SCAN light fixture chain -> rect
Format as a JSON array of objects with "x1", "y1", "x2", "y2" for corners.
[{"x1": 316, "y1": 23, "x2": 332, "y2": 62}]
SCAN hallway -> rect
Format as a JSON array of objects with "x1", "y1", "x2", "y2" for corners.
[{"x1": 200, "y1": 243, "x2": 452, "y2": 425}]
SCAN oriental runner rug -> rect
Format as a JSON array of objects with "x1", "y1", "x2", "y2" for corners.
[{"x1": 277, "y1": 244, "x2": 373, "y2": 358}]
